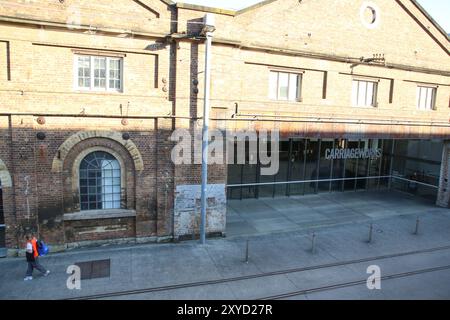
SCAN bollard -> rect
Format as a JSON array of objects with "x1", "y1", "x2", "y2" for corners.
[
  {"x1": 414, "y1": 217, "x2": 420, "y2": 235},
  {"x1": 368, "y1": 223, "x2": 373, "y2": 243},
  {"x1": 311, "y1": 232, "x2": 317, "y2": 254},
  {"x1": 244, "y1": 240, "x2": 250, "y2": 264}
]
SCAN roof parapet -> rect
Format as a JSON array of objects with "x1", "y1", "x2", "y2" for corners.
[
  {"x1": 410, "y1": 0, "x2": 449, "y2": 41},
  {"x1": 174, "y1": 2, "x2": 236, "y2": 16}
]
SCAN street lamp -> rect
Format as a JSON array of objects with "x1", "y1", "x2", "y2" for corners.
[{"x1": 200, "y1": 13, "x2": 215, "y2": 245}]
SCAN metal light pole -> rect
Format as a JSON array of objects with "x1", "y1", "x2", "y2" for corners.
[{"x1": 200, "y1": 14, "x2": 215, "y2": 245}]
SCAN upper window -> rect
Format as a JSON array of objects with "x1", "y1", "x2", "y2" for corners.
[
  {"x1": 352, "y1": 80, "x2": 378, "y2": 107},
  {"x1": 416, "y1": 86, "x2": 436, "y2": 110},
  {"x1": 75, "y1": 55, "x2": 123, "y2": 92},
  {"x1": 79, "y1": 151, "x2": 121, "y2": 211},
  {"x1": 269, "y1": 71, "x2": 302, "y2": 101}
]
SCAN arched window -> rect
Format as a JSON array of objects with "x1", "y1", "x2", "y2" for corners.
[{"x1": 79, "y1": 151, "x2": 121, "y2": 210}]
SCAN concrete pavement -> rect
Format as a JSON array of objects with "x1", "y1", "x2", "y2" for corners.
[
  {"x1": 227, "y1": 190, "x2": 439, "y2": 237},
  {"x1": 0, "y1": 196, "x2": 449, "y2": 300}
]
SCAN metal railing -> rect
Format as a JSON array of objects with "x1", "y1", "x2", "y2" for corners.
[{"x1": 226, "y1": 175, "x2": 439, "y2": 189}]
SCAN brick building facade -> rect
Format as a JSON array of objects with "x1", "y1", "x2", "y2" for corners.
[{"x1": 0, "y1": 0, "x2": 449, "y2": 256}]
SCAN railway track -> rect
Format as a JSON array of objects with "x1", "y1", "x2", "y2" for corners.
[
  {"x1": 259, "y1": 264, "x2": 450, "y2": 300},
  {"x1": 65, "y1": 244, "x2": 450, "y2": 300}
]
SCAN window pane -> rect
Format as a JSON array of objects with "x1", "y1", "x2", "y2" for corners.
[
  {"x1": 430, "y1": 88, "x2": 436, "y2": 109},
  {"x1": 278, "y1": 72, "x2": 289, "y2": 100},
  {"x1": 421, "y1": 87, "x2": 436, "y2": 110},
  {"x1": 353, "y1": 80, "x2": 376, "y2": 107},
  {"x1": 419, "y1": 87, "x2": 427, "y2": 109},
  {"x1": 425, "y1": 88, "x2": 430, "y2": 109},
  {"x1": 427, "y1": 88, "x2": 433, "y2": 109},
  {"x1": 77, "y1": 56, "x2": 91, "y2": 88},
  {"x1": 94, "y1": 57, "x2": 107, "y2": 89},
  {"x1": 416, "y1": 87, "x2": 422, "y2": 109},
  {"x1": 358, "y1": 81, "x2": 366, "y2": 106},
  {"x1": 76, "y1": 55, "x2": 123, "y2": 91},
  {"x1": 366, "y1": 82, "x2": 374, "y2": 106},
  {"x1": 109, "y1": 58, "x2": 121, "y2": 90},
  {"x1": 79, "y1": 151, "x2": 121, "y2": 210},
  {"x1": 269, "y1": 71, "x2": 278, "y2": 99},
  {"x1": 288, "y1": 73, "x2": 299, "y2": 101},
  {"x1": 352, "y1": 80, "x2": 358, "y2": 105}
]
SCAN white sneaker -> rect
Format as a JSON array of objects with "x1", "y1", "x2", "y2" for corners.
[
  {"x1": 24, "y1": 276, "x2": 33, "y2": 281},
  {"x1": 44, "y1": 270, "x2": 50, "y2": 277}
]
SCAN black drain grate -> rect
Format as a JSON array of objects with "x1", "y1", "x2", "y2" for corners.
[{"x1": 75, "y1": 259, "x2": 110, "y2": 280}]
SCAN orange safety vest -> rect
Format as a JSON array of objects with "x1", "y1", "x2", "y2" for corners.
[{"x1": 31, "y1": 238, "x2": 39, "y2": 258}]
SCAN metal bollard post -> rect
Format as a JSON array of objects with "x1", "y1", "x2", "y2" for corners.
[
  {"x1": 311, "y1": 232, "x2": 317, "y2": 254},
  {"x1": 368, "y1": 223, "x2": 373, "y2": 243},
  {"x1": 244, "y1": 240, "x2": 250, "y2": 264},
  {"x1": 414, "y1": 217, "x2": 420, "y2": 235}
]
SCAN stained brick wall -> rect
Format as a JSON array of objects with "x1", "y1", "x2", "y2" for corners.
[
  {"x1": 175, "y1": 0, "x2": 450, "y2": 128},
  {"x1": 0, "y1": 115, "x2": 174, "y2": 253},
  {"x1": 65, "y1": 216, "x2": 136, "y2": 243},
  {"x1": 437, "y1": 142, "x2": 450, "y2": 208},
  {"x1": 0, "y1": 0, "x2": 449, "y2": 253}
]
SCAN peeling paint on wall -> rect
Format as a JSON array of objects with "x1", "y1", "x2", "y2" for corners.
[{"x1": 174, "y1": 184, "x2": 226, "y2": 236}]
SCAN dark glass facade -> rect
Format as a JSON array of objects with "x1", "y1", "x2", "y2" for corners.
[
  {"x1": 227, "y1": 139, "x2": 443, "y2": 202},
  {"x1": 0, "y1": 181, "x2": 4, "y2": 249}
]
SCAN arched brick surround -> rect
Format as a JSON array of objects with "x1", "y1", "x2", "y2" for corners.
[
  {"x1": 61, "y1": 137, "x2": 137, "y2": 213},
  {"x1": 0, "y1": 159, "x2": 15, "y2": 252},
  {"x1": 52, "y1": 131, "x2": 144, "y2": 173}
]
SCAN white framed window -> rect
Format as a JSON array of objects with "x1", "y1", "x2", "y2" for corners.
[
  {"x1": 269, "y1": 71, "x2": 302, "y2": 101},
  {"x1": 352, "y1": 80, "x2": 378, "y2": 107},
  {"x1": 416, "y1": 86, "x2": 436, "y2": 110},
  {"x1": 74, "y1": 55, "x2": 123, "y2": 92}
]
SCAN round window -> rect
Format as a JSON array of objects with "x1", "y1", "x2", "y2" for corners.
[{"x1": 360, "y1": 2, "x2": 381, "y2": 29}]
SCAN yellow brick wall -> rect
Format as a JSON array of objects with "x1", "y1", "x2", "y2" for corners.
[
  {"x1": 175, "y1": 0, "x2": 450, "y2": 127},
  {"x1": 177, "y1": 0, "x2": 449, "y2": 69},
  {"x1": 0, "y1": 0, "x2": 171, "y2": 35},
  {"x1": 0, "y1": 24, "x2": 172, "y2": 116},
  {"x1": 0, "y1": 0, "x2": 449, "y2": 250},
  {"x1": 0, "y1": 41, "x2": 8, "y2": 81}
]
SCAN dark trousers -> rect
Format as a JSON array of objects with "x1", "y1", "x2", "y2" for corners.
[{"x1": 26, "y1": 257, "x2": 47, "y2": 277}]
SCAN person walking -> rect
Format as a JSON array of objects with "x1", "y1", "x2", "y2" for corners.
[{"x1": 24, "y1": 234, "x2": 50, "y2": 281}]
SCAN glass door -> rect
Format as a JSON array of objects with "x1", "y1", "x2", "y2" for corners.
[
  {"x1": 367, "y1": 139, "x2": 382, "y2": 190},
  {"x1": 318, "y1": 139, "x2": 334, "y2": 193},
  {"x1": 274, "y1": 140, "x2": 291, "y2": 197},
  {"x1": 344, "y1": 140, "x2": 359, "y2": 191},
  {"x1": 356, "y1": 139, "x2": 369, "y2": 190},
  {"x1": 304, "y1": 139, "x2": 320, "y2": 194},
  {"x1": 331, "y1": 139, "x2": 345, "y2": 192},
  {"x1": 289, "y1": 139, "x2": 306, "y2": 196}
]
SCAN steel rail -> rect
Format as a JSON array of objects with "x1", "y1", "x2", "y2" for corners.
[
  {"x1": 260, "y1": 264, "x2": 450, "y2": 300},
  {"x1": 64, "y1": 244, "x2": 450, "y2": 300}
]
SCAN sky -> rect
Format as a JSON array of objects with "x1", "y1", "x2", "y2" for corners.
[
  {"x1": 176, "y1": 0, "x2": 450, "y2": 33},
  {"x1": 416, "y1": 0, "x2": 450, "y2": 33}
]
